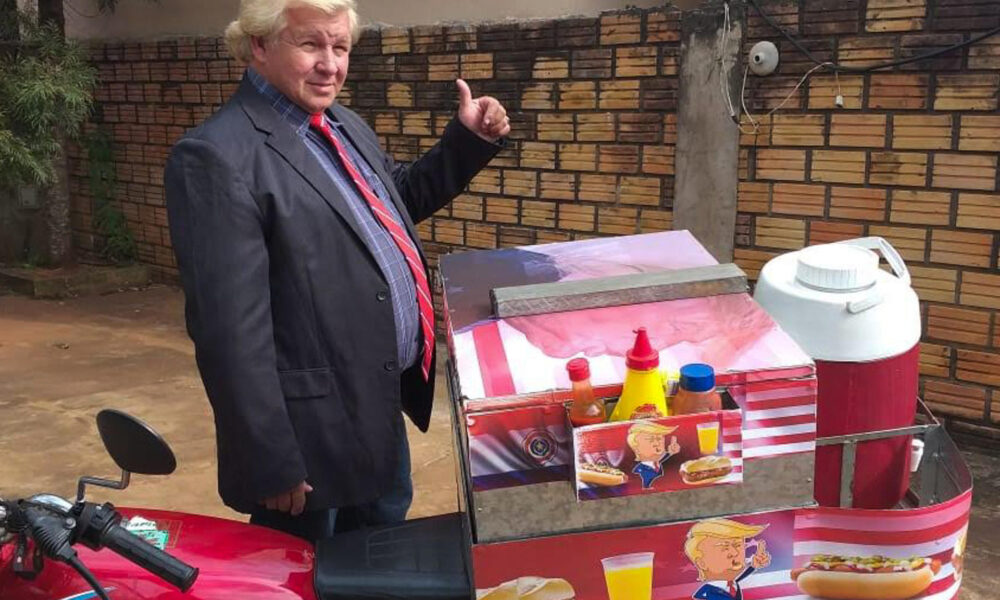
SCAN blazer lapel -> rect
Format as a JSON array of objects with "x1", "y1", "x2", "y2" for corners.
[
  {"x1": 330, "y1": 103, "x2": 423, "y2": 245},
  {"x1": 235, "y1": 81, "x2": 370, "y2": 250}
]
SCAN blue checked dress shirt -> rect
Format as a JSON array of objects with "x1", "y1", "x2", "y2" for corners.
[{"x1": 247, "y1": 69, "x2": 421, "y2": 370}]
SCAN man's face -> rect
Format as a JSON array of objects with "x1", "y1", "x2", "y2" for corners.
[
  {"x1": 695, "y1": 537, "x2": 747, "y2": 581},
  {"x1": 633, "y1": 432, "x2": 666, "y2": 463},
  {"x1": 251, "y1": 6, "x2": 351, "y2": 113}
]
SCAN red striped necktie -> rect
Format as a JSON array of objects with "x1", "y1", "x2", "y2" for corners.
[{"x1": 309, "y1": 113, "x2": 434, "y2": 380}]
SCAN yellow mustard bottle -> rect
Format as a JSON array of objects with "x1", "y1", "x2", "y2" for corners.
[{"x1": 608, "y1": 327, "x2": 670, "y2": 421}]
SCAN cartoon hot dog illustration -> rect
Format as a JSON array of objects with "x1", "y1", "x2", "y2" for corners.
[
  {"x1": 790, "y1": 554, "x2": 941, "y2": 600},
  {"x1": 680, "y1": 456, "x2": 733, "y2": 486},
  {"x1": 578, "y1": 463, "x2": 628, "y2": 487}
]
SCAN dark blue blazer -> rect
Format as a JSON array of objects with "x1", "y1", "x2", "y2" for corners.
[
  {"x1": 632, "y1": 454, "x2": 673, "y2": 488},
  {"x1": 166, "y1": 79, "x2": 501, "y2": 513},
  {"x1": 692, "y1": 566, "x2": 755, "y2": 600}
]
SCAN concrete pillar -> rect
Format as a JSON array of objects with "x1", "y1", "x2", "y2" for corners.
[{"x1": 673, "y1": 1, "x2": 743, "y2": 262}]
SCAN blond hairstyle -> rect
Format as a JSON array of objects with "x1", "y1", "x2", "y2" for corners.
[
  {"x1": 626, "y1": 422, "x2": 676, "y2": 452},
  {"x1": 684, "y1": 519, "x2": 767, "y2": 578},
  {"x1": 224, "y1": 0, "x2": 361, "y2": 64}
]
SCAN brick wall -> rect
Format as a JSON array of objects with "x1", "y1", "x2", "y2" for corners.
[
  {"x1": 68, "y1": 39, "x2": 243, "y2": 273},
  {"x1": 339, "y1": 12, "x2": 682, "y2": 279},
  {"x1": 738, "y1": 0, "x2": 1000, "y2": 440},
  {"x1": 68, "y1": 9, "x2": 680, "y2": 302},
  {"x1": 69, "y1": 2, "x2": 1000, "y2": 441}
]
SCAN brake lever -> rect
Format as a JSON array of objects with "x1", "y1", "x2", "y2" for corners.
[{"x1": 12, "y1": 535, "x2": 43, "y2": 580}]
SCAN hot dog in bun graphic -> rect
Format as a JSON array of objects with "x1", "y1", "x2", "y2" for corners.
[
  {"x1": 790, "y1": 554, "x2": 941, "y2": 599},
  {"x1": 476, "y1": 576, "x2": 575, "y2": 600},
  {"x1": 679, "y1": 456, "x2": 733, "y2": 485},
  {"x1": 577, "y1": 462, "x2": 628, "y2": 487}
]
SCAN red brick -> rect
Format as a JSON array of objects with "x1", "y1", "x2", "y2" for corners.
[
  {"x1": 809, "y1": 221, "x2": 865, "y2": 244},
  {"x1": 923, "y1": 380, "x2": 987, "y2": 421},
  {"x1": 829, "y1": 187, "x2": 886, "y2": 221}
]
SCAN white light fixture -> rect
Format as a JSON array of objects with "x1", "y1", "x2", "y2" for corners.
[{"x1": 748, "y1": 40, "x2": 779, "y2": 76}]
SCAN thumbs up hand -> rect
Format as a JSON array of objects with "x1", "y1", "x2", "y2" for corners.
[
  {"x1": 752, "y1": 539, "x2": 771, "y2": 569},
  {"x1": 456, "y1": 79, "x2": 510, "y2": 142}
]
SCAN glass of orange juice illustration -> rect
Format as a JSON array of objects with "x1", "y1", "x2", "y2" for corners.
[
  {"x1": 697, "y1": 421, "x2": 720, "y2": 455},
  {"x1": 601, "y1": 552, "x2": 654, "y2": 600}
]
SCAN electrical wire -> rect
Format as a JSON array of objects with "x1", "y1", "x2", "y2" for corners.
[
  {"x1": 719, "y1": 2, "x2": 739, "y2": 119},
  {"x1": 68, "y1": 556, "x2": 111, "y2": 600},
  {"x1": 740, "y1": 61, "x2": 834, "y2": 136},
  {"x1": 719, "y1": 2, "x2": 838, "y2": 135},
  {"x1": 731, "y1": 0, "x2": 996, "y2": 134},
  {"x1": 747, "y1": 0, "x2": 1000, "y2": 73}
]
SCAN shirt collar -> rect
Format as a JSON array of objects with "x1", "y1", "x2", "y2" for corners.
[{"x1": 246, "y1": 67, "x2": 334, "y2": 135}]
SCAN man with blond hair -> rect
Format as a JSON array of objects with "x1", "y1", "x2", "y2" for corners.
[
  {"x1": 627, "y1": 421, "x2": 680, "y2": 489},
  {"x1": 165, "y1": 0, "x2": 509, "y2": 540},
  {"x1": 684, "y1": 519, "x2": 771, "y2": 600}
]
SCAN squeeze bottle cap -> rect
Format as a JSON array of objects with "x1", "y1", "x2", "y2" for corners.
[
  {"x1": 566, "y1": 358, "x2": 591, "y2": 382},
  {"x1": 626, "y1": 327, "x2": 659, "y2": 371},
  {"x1": 680, "y1": 363, "x2": 715, "y2": 393}
]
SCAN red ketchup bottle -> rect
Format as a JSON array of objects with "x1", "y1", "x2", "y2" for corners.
[{"x1": 566, "y1": 358, "x2": 606, "y2": 427}]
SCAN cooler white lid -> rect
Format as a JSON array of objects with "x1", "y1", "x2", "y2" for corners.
[{"x1": 795, "y1": 244, "x2": 879, "y2": 292}]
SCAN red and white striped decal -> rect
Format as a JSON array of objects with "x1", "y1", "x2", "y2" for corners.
[
  {"x1": 732, "y1": 378, "x2": 817, "y2": 460},
  {"x1": 650, "y1": 492, "x2": 971, "y2": 600},
  {"x1": 787, "y1": 491, "x2": 971, "y2": 600}
]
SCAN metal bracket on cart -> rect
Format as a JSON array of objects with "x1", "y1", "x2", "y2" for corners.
[{"x1": 816, "y1": 398, "x2": 971, "y2": 508}]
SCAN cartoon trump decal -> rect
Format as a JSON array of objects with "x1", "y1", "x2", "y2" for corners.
[
  {"x1": 627, "y1": 421, "x2": 680, "y2": 489},
  {"x1": 684, "y1": 519, "x2": 771, "y2": 600}
]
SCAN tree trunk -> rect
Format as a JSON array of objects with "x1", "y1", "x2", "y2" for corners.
[
  {"x1": 36, "y1": 0, "x2": 73, "y2": 265},
  {"x1": 43, "y1": 130, "x2": 73, "y2": 265},
  {"x1": 0, "y1": 0, "x2": 18, "y2": 41},
  {"x1": 37, "y1": 0, "x2": 64, "y2": 35}
]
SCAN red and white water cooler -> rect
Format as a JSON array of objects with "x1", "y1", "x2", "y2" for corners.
[{"x1": 754, "y1": 237, "x2": 921, "y2": 508}]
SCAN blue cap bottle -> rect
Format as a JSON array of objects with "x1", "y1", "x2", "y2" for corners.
[{"x1": 679, "y1": 363, "x2": 716, "y2": 393}]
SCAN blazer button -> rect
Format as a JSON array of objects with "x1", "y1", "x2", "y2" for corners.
[
  {"x1": 376, "y1": 291, "x2": 388, "y2": 302},
  {"x1": 384, "y1": 360, "x2": 397, "y2": 372}
]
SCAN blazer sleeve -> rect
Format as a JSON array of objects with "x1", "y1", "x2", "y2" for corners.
[
  {"x1": 165, "y1": 138, "x2": 308, "y2": 504},
  {"x1": 385, "y1": 118, "x2": 504, "y2": 224}
]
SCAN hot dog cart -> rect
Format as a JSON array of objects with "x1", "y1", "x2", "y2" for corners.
[{"x1": 438, "y1": 230, "x2": 972, "y2": 600}]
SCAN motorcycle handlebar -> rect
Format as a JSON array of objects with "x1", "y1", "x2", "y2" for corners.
[{"x1": 100, "y1": 524, "x2": 198, "y2": 592}]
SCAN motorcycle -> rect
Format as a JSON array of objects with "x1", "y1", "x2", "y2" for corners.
[{"x1": 0, "y1": 410, "x2": 471, "y2": 599}]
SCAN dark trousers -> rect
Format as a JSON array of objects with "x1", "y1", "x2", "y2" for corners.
[{"x1": 249, "y1": 431, "x2": 413, "y2": 542}]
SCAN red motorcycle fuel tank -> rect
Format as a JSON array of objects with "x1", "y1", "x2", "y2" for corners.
[
  {"x1": 0, "y1": 508, "x2": 317, "y2": 599},
  {"x1": 754, "y1": 237, "x2": 922, "y2": 509}
]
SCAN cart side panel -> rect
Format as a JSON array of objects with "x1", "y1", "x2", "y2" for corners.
[
  {"x1": 467, "y1": 403, "x2": 573, "y2": 491},
  {"x1": 468, "y1": 376, "x2": 818, "y2": 542},
  {"x1": 472, "y1": 490, "x2": 971, "y2": 600},
  {"x1": 471, "y1": 451, "x2": 815, "y2": 543},
  {"x1": 466, "y1": 377, "x2": 818, "y2": 494}
]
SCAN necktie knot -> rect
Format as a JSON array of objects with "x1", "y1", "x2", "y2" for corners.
[{"x1": 309, "y1": 112, "x2": 326, "y2": 130}]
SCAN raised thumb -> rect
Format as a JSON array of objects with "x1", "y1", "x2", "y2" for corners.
[{"x1": 456, "y1": 78, "x2": 473, "y2": 109}]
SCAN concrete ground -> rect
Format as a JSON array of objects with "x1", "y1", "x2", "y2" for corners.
[{"x1": 0, "y1": 285, "x2": 996, "y2": 598}]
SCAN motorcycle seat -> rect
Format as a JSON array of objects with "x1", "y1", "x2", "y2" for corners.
[{"x1": 314, "y1": 512, "x2": 472, "y2": 599}]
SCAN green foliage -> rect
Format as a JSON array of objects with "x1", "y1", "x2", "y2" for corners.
[
  {"x1": 86, "y1": 130, "x2": 136, "y2": 264},
  {"x1": 0, "y1": 12, "x2": 96, "y2": 187}
]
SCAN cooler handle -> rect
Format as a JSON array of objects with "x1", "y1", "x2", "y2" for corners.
[{"x1": 837, "y1": 237, "x2": 911, "y2": 287}]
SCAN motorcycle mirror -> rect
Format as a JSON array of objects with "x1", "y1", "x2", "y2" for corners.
[{"x1": 96, "y1": 409, "x2": 177, "y2": 476}]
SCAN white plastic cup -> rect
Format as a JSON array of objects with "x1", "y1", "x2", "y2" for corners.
[
  {"x1": 601, "y1": 552, "x2": 654, "y2": 600},
  {"x1": 910, "y1": 439, "x2": 925, "y2": 473}
]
